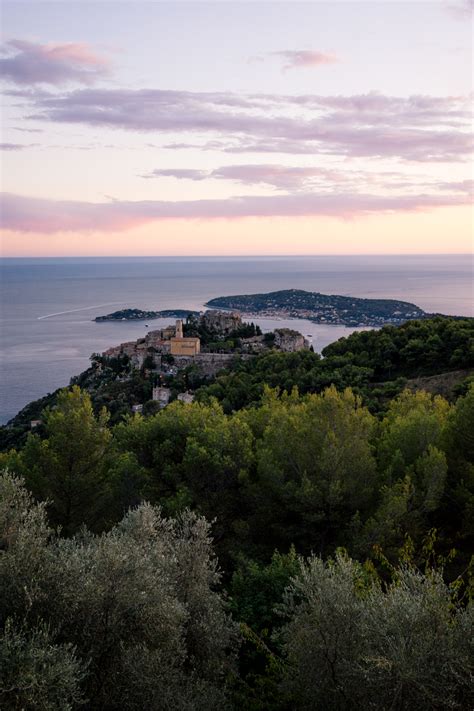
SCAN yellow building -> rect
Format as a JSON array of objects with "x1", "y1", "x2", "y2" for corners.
[
  {"x1": 169, "y1": 319, "x2": 200, "y2": 356},
  {"x1": 170, "y1": 337, "x2": 201, "y2": 356}
]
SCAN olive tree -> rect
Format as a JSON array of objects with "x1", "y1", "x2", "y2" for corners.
[
  {"x1": 0, "y1": 620, "x2": 85, "y2": 710},
  {"x1": 279, "y1": 552, "x2": 473, "y2": 710},
  {"x1": 0, "y1": 473, "x2": 239, "y2": 710}
]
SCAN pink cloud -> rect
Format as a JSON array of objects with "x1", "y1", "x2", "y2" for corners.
[
  {"x1": 271, "y1": 50, "x2": 340, "y2": 71},
  {"x1": 142, "y1": 164, "x2": 345, "y2": 190},
  {"x1": 1, "y1": 190, "x2": 469, "y2": 234},
  {"x1": 0, "y1": 39, "x2": 111, "y2": 86},
  {"x1": 164, "y1": 138, "x2": 325, "y2": 155},
  {"x1": 22, "y1": 88, "x2": 472, "y2": 162},
  {"x1": 13, "y1": 127, "x2": 43, "y2": 133},
  {"x1": 141, "y1": 163, "x2": 473, "y2": 195},
  {"x1": 142, "y1": 168, "x2": 208, "y2": 181},
  {"x1": 436, "y1": 179, "x2": 474, "y2": 193},
  {"x1": 211, "y1": 164, "x2": 335, "y2": 189},
  {"x1": 0, "y1": 142, "x2": 37, "y2": 151}
]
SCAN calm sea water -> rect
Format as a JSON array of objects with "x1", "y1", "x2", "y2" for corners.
[{"x1": 0, "y1": 255, "x2": 472, "y2": 424}]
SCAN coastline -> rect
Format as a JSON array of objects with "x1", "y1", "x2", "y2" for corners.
[{"x1": 1, "y1": 255, "x2": 472, "y2": 424}]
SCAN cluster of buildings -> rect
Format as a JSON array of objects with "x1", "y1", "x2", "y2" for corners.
[
  {"x1": 102, "y1": 311, "x2": 255, "y2": 367},
  {"x1": 131, "y1": 388, "x2": 194, "y2": 414},
  {"x1": 103, "y1": 315, "x2": 309, "y2": 368},
  {"x1": 151, "y1": 386, "x2": 194, "y2": 408},
  {"x1": 101, "y1": 311, "x2": 310, "y2": 414},
  {"x1": 103, "y1": 317, "x2": 201, "y2": 367}
]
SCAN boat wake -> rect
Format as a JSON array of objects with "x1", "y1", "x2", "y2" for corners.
[{"x1": 37, "y1": 302, "x2": 124, "y2": 320}]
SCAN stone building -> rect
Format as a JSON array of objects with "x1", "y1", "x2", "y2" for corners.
[
  {"x1": 201, "y1": 310, "x2": 242, "y2": 334},
  {"x1": 273, "y1": 328, "x2": 309, "y2": 352},
  {"x1": 240, "y1": 335, "x2": 266, "y2": 353},
  {"x1": 103, "y1": 326, "x2": 174, "y2": 367},
  {"x1": 152, "y1": 386, "x2": 171, "y2": 407},
  {"x1": 177, "y1": 391, "x2": 195, "y2": 404},
  {"x1": 162, "y1": 325, "x2": 176, "y2": 340}
]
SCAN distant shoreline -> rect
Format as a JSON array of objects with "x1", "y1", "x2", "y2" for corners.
[
  {"x1": 94, "y1": 308, "x2": 200, "y2": 322},
  {"x1": 204, "y1": 289, "x2": 430, "y2": 327},
  {"x1": 95, "y1": 289, "x2": 434, "y2": 328}
]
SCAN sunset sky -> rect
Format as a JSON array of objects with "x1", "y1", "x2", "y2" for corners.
[{"x1": 1, "y1": 0, "x2": 473, "y2": 256}]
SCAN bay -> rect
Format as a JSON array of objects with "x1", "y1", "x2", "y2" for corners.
[{"x1": 0, "y1": 254, "x2": 472, "y2": 424}]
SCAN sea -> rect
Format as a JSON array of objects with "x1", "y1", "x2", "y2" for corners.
[{"x1": 0, "y1": 255, "x2": 472, "y2": 424}]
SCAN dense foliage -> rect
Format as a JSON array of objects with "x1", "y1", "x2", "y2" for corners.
[
  {"x1": 196, "y1": 316, "x2": 474, "y2": 412},
  {"x1": 184, "y1": 313, "x2": 262, "y2": 349},
  {"x1": 0, "y1": 475, "x2": 237, "y2": 710},
  {"x1": 323, "y1": 316, "x2": 474, "y2": 378},
  {"x1": 279, "y1": 553, "x2": 473, "y2": 710},
  {"x1": 1, "y1": 470, "x2": 472, "y2": 709},
  {"x1": 1, "y1": 317, "x2": 473, "y2": 709}
]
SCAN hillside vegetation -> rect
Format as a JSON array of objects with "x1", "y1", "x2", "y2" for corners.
[
  {"x1": 1, "y1": 315, "x2": 473, "y2": 709},
  {"x1": 196, "y1": 316, "x2": 474, "y2": 412}
]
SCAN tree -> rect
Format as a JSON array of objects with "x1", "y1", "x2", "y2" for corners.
[
  {"x1": 0, "y1": 620, "x2": 85, "y2": 710},
  {"x1": 357, "y1": 391, "x2": 451, "y2": 557},
  {"x1": 0, "y1": 473, "x2": 239, "y2": 710},
  {"x1": 377, "y1": 389, "x2": 450, "y2": 472},
  {"x1": 20, "y1": 386, "x2": 112, "y2": 534},
  {"x1": 279, "y1": 552, "x2": 473, "y2": 710},
  {"x1": 322, "y1": 317, "x2": 474, "y2": 379},
  {"x1": 442, "y1": 384, "x2": 474, "y2": 564},
  {"x1": 445, "y1": 383, "x2": 474, "y2": 466},
  {"x1": 114, "y1": 400, "x2": 255, "y2": 559},
  {"x1": 251, "y1": 387, "x2": 377, "y2": 556},
  {"x1": 230, "y1": 548, "x2": 299, "y2": 635}
]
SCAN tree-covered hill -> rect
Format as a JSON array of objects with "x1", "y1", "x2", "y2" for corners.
[
  {"x1": 196, "y1": 316, "x2": 474, "y2": 412},
  {"x1": 1, "y1": 314, "x2": 473, "y2": 708},
  {"x1": 95, "y1": 308, "x2": 200, "y2": 321},
  {"x1": 322, "y1": 315, "x2": 474, "y2": 377},
  {"x1": 206, "y1": 288, "x2": 428, "y2": 325}
]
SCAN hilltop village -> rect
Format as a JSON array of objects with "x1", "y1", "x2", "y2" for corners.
[
  {"x1": 103, "y1": 310, "x2": 309, "y2": 365},
  {"x1": 101, "y1": 310, "x2": 310, "y2": 411}
]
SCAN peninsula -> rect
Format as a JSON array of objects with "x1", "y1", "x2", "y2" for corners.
[
  {"x1": 95, "y1": 308, "x2": 200, "y2": 322},
  {"x1": 205, "y1": 289, "x2": 427, "y2": 326},
  {"x1": 95, "y1": 290, "x2": 429, "y2": 327}
]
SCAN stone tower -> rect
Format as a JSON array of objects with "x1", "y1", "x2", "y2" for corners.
[{"x1": 175, "y1": 319, "x2": 184, "y2": 339}]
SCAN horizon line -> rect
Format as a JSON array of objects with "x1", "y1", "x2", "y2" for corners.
[{"x1": 1, "y1": 253, "x2": 473, "y2": 260}]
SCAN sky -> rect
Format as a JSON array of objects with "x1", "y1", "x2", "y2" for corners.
[{"x1": 0, "y1": 0, "x2": 473, "y2": 257}]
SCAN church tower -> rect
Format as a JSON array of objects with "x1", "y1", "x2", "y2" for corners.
[{"x1": 170, "y1": 317, "x2": 200, "y2": 356}]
